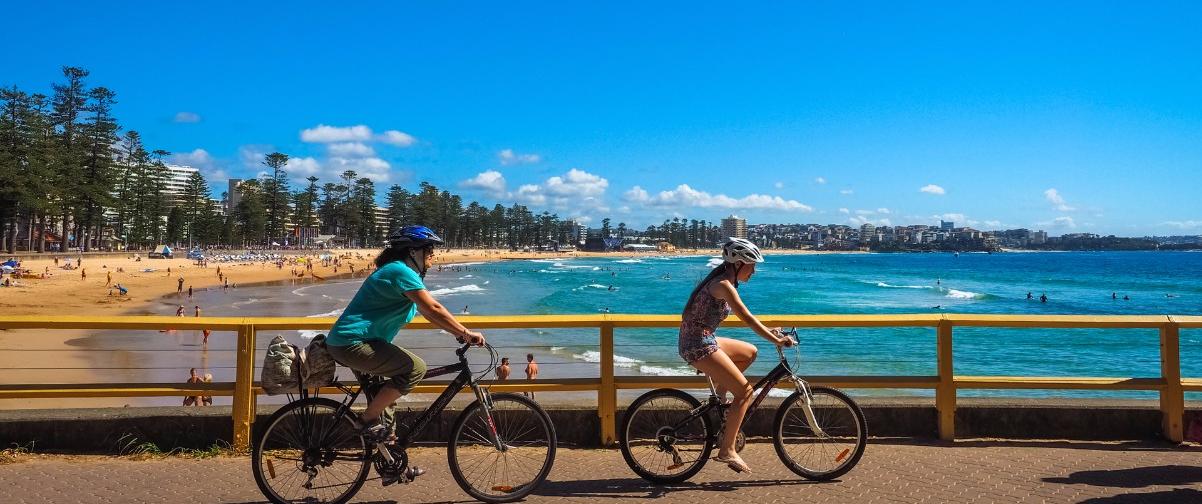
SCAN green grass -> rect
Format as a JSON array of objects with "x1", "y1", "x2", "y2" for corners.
[{"x1": 117, "y1": 434, "x2": 234, "y2": 459}]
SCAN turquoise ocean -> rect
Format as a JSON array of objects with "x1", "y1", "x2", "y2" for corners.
[
  {"x1": 8, "y1": 250, "x2": 1200, "y2": 409},
  {"x1": 281, "y1": 251, "x2": 1202, "y2": 400}
]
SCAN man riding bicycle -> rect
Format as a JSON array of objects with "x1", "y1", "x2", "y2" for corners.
[{"x1": 325, "y1": 225, "x2": 485, "y2": 461}]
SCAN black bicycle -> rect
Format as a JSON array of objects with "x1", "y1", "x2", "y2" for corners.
[
  {"x1": 251, "y1": 343, "x2": 557, "y2": 503},
  {"x1": 619, "y1": 328, "x2": 867, "y2": 483}
]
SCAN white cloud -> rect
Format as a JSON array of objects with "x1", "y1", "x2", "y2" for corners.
[
  {"x1": 840, "y1": 189, "x2": 854, "y2": 195},
  {"x1": 238, "y1": 144, "x2": 274, "y2": 169},
  {"x1": 838, "y1": 208, "x2": 850, "y2": 214},
  {"x1": 460, "y1": 170, "x2": 507, "y2": 196},
  {"x1": 624, "y1": 186, "x2": 650, "y2": 203},
  {"x1": 515, "y1": 184, "x2": 546, "y2": 205},
  {"x1": 626, "y1": 184, "x2": 813, "y2": 212},
  {"x1": 1037, "y1": 216, "x2": 1077, "y2": 229},
  {"x1": 855, "y1": 209, "x2": 875, "y2": 216},
  {"x1": 378, "y1": 130, "x2": 417, "y2": 147},
  {"x1": 498, "y1": 149, "x2": 541, "y2": 165},
  {"x1": 168, "y1": 148, "x2": 226, "y2": 180},
  {"x1": 327, "y1": 142, "x2": 376, "y2": 157},
  {"x1": 774, "y1": 181, "x2": 784, "y2": 189},
  {"x1": 283, "y1": 155, "x2": 396, "y2": 183},
  {"x1": 1161, "y1": 220, "x2": 1202, "y2": 229},
  {"x1": 301, "y1": 124, "x2": 374, "y2": 143},
  {"x1": 1044, "y1": 188, "x2": 1075, "y2": 211},
  {"x1": 545, "y1": 168, "x2": 608, "y2": 197},
  {"x1": 325, "y1": 156, "x2": 393, "y2": 182},
  {"x1": 173, "y1": 111, "x2": 201, "y2": 123},
  {"x1": 169, "y1": 148, "x2": 214, "y2": 169},
  {"x1": 937, "y1": 213, "x2": 967, "y2": 223},
  {"x1": 984, "y1": 220, "x2": 1003, "y2": 228},
  {"x1": 815, "y1": 177, "x2": 826, "y2": 184},
  {"x1": 284, "y1": 157, "x2": 322, "y2": 177},
  {"x1": 877, "y1": 208, "x2": 891, "y2": 214},
  {"x1": 920, "y1": 184, "x2": 946, "y2": 195},
  {"x1": 849, "y1": 216, "x2": 892, "y2": 227}
]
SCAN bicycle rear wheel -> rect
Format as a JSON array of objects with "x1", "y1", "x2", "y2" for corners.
[
  {"x1": 618, "y1": 388, "x2": 713, "y2": 484},
  {"x1": 252, "y1": 397, "x2": 371, "y2": 504},
  {"x1": 448, "y1": 392, "x2": 557, "y2": 503},
  {"x1": 772, "y1": 386, "x2": 867, "y2": 480}
]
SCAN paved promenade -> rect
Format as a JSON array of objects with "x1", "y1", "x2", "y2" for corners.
[{"x1": 3, "y1": 441, "x2": 1200, "y2": 503}]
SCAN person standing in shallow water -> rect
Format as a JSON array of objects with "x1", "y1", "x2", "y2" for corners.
[
  {"x1": 496, "y1": 357, "x2": 511, "y2": 381},
  {"x1": 678, "y1": 237, "x2": 793, "y2": 475},
  {"x1": 524, "y1": 353, "x2": 539, "y2": 398}
]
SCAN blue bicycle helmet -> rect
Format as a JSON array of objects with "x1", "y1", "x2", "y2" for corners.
[{"x1": 388, "y1": 225, "x2": 445, "y2": 248}]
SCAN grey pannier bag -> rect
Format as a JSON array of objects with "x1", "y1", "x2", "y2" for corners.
[
  {"x1": 302, "y1": 334, "x2": 337, "y2": 389},
  {"x1": 261, "y1": 334, "x2": 300, "y2": 395}
]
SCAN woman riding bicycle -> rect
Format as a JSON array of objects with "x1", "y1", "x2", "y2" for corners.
[
  {"x1": 326, "y1": 225, "x2": 486, "y2": 446},
  {"x1": 679, "y1": 237, "x2": 793, "y2": 474}
]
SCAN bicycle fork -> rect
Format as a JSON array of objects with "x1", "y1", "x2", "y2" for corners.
[
  {"x1": 470, "y1": 383, "x2": 507, "y2": 452},
  {"x1": 787, "y1": 377, "x2": 829, "y2": 438}
]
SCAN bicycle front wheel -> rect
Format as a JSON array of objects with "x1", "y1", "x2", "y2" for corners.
[
  {"x1": 448, "y1": 392, "x2": 557, "y2": 503},
  {"x1": 619, "y1": 388, "x2": 713, "y2": 484},
  {"x1": 252, "y1": 397, "x2": 372, "y2": 504},
  {"x1": 773, "y1": 386, "x2": 867, "y2": 481}
]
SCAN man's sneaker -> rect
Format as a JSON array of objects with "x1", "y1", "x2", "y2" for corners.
[
  {"x1": 359, "y1": 420, "x2": 391, "y2": 445},
  {"x1": 380, "y1": 466, "x2": 426, "y2": 486}
]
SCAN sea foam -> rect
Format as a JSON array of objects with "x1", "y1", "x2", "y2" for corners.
[{"x1": 429, "y1": 284, "x2": 485, "y2": 296}]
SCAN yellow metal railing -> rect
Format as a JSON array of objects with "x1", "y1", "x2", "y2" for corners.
[{"x1": 0, "y1": 314, "x2": 1197, "y2": 450}]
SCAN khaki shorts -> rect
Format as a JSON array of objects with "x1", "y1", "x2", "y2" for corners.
[
  {"x1": 328, "y1": 340, "x2": 427, "y2": 436},
  {"x1": 327, "y1": 340, "x2": 427, "y2": 395}
]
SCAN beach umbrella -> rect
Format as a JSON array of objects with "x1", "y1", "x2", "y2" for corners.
[
  {"x1": 2, "y1": 260, "x2": 17, "y2": 267},
  {"x1": 1, "y1": 265, "x2": 13, "y2": 272}
]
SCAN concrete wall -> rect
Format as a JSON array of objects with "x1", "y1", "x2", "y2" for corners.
[{"x1": 0, "y1": 399, "x2": 1196, "y2": 453}]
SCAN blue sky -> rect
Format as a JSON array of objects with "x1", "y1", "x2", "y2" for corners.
[{"x1": 3, "y1": 1, "x2": 1200, "y2": 235}]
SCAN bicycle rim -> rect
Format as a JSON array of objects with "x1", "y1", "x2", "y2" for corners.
[
  {"x1": 253, "y1": 398, "x2": 371, "y2": 504},
  {"x1": 773, "y1": 387, "x2": 867, "y2": 480},
  {"x1": 619, "y1": 389, "x2": 712, "y2": 483},
  {"x1": 449, "y1": 393, "x2": 556, "y2": 503}
]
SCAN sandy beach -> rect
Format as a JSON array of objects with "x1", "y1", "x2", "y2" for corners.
[
  {"x1": 0, "y1": 247, "x2": 836, "y2": 318},
  {"x1": 0, "y1": 246, "x2": 839, "y2": 409}
]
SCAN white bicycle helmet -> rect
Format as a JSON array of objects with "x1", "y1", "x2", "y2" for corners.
[{"x1": 722, "y1": 237, "x2": 764, "y2": 264}]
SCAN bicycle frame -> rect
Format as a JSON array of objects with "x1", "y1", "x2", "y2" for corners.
[
  {"x1": 316, "y1": 344, "x2": 498, "y2": 463},
  {"x1": 672, "y1": 336, "x2": 828, "y2": 439}
]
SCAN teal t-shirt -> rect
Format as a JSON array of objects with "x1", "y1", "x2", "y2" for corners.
[{"x1": 326, "y1": 261, "x2": 425, "y2": 346}]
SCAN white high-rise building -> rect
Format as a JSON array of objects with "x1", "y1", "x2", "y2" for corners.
[{"x1": 162, "y1": 163, "x2": 199, "y2": 207}]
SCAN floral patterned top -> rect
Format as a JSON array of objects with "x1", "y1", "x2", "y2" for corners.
[{"x1": 678, "y1": 278, "x2": 732, "y2": 363}]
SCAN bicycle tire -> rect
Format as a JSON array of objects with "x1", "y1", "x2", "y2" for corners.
[
  {"x1": 772, "y1": 386, "x2": 867, "y2": 481},
  {"x1": 618, "y1": 388, "x2": 713, "y2": 484},
  {"x1": 252, "y1": 397, "x2": 371, "y2": 504},
  {"x1": 448, "y1": 392, "x2": 557, "y2": 503}
]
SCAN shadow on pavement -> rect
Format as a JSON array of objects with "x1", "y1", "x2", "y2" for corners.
[
  {"x1": 227, "y1": 501, "x2": 398, "y2": 504},
  {"x1": 875, "y1": 438, "x2": 1202, "y2": 453},
  {"x1": 1044, "y1": 465, "x2": 1202, "y2": 488},
  {"x1": 1076, "y1": 488, "x2": 1202, "y2": 503},
  {"x1": 534, "y1": 476, "x2": 826, "y2": 499}
]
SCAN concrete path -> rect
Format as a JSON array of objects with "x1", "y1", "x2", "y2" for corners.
[{"x1": 3, "y1": 441, "x2": 1201, "y2": 503}]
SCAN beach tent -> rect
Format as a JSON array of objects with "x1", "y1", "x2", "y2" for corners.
[
  {"x1": 2, "y1": 260, "x2": 17, "y2": 268},
  {"x1": 149, "y1": 245, "x2": 173, "y2": 259}
]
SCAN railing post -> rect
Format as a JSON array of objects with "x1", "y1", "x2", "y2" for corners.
[
  {"x1": 936, "y1": 319, "x2": 956, "y2": 441},
  {"x1": 232, "y1": 323, "x2": 257, "y2": 452},
  {"x1": 1160, "y1": 320, "x2": 1184, "y2": 443},
  {"x1": 598, "y1": 323, "x2": 617, "y2": 446}
]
